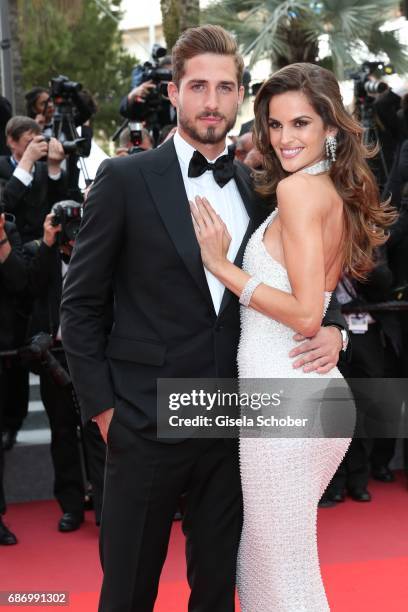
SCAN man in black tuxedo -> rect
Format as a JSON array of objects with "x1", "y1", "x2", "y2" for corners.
[{"x1": 61, "y1": 25, "x2": 346, "y2": 612}]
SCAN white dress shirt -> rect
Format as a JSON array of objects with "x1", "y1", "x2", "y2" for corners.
[
  {"x1": 173, "y1": 130, "x2": 249, "y2": 314},
  {"x1": 11, "y1": 157, "x2": 61, "y2": 187}
]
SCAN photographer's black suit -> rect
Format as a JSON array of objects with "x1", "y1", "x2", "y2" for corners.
[
  {"x1": 61, "y1": 138, "x2": 345, "y2": 612},
  {"x1": 0, "y1": 222, "x2": 54, "y2": 517},
  {"x1": 0, "y1": 157, "x2": 67, "y2": 448},
  {"x1": 29, "y1": 246, "x2": 106, "y2": 524},
  {"x1": 0, "y1": 157, "x2": 66, "y2": 243}
]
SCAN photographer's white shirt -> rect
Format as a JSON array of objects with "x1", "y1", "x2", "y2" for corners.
[{"x1": 11, "y1": 156, "x2": 61, "y2": 186}]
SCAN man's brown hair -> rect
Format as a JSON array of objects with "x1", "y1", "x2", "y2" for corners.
[
  {"x1": 6, "y1": 116, "x2": 41, "y2": 141},
  {"x1": 172, "y1": 25, "x2": 244, "y2": 87}
]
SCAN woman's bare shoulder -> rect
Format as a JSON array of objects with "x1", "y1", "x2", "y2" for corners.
[{"x1": 276, "y1": 173, "x2": 330, "y2": 221}]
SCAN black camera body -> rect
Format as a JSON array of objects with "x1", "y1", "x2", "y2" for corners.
[
  {"x1": 350, "y1": 61, "x2": 393, "y2": 102},
  {"x1": 51, "y1": 200, "x2": 83, "y2": 245},
  {"x1": 50, "y1": 75, "x2": 82, "y2": 102},
  {"x1": 41, "y1": 134, "x2": 88, "y2": 158},
  {"x1": 140, "y1": 44, "x2": 172, "y2": 97},
  {"x1": 129, "y1": 46, "x2": 173, "y2": 135},
  {"x1": 47, "y1": 75, "x2": 90, "y2": 158},
  {"x1": 141, "y1": 64, "x2": 173, "y2": 98}
]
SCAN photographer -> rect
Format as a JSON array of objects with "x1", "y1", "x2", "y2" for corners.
[
  {"x1": 0, "y1": 96, "x2": 12, "y2": 155},
  {"x1": 25, "y1": 84, "x2": 93, "y2": 136},
  {"x1": 0, "y1": 210, "x2": 59, "y2": 544},
  {"x1": 0, "y1": 117, "x2": 66, "y2": 449},
  {"x1": 26, "y1": 81, "x2": 96, "y2": 201},
  {"x1": 25, "y1": 87, "x2": 55, "y2": 130},
  {"x1": 320, "y1": 254, "x2": 402, "y2": 506},
  {"x1": 119, "y1": 54, "x2": 176, "y2": 145},
  {"x1": 115, "y1": 125, "x2": 153, "y2": 157},
  {"x1": 352, "y1": 62, "x2": 405, "y2": 192},
  {"x1": 27, "y1": 200, "x2": 105, "y2": 530},
  {"x1": 0, "y1": 116, "x2": 67, "y2": 244}
]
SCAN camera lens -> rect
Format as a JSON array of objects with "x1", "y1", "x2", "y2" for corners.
[{"x1": 364, "y1": 80, "x2": 388, "y2": 95}]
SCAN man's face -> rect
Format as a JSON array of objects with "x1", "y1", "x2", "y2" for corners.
[
  {"x1": 7, "y1": 130, "x2": 38, "y2": 160},
  {"x1": 35, "y1": 91, "x2": 54, "y2": 122},
  {"x1": 235, "y1": 132, "x2": 254, "y2": 162},
  {"x1": 168, "y1": 53, "x2": 244, "y2": 148},
  {"x1": 138, "y1": 133, "x2": 153, "y2": 151}
]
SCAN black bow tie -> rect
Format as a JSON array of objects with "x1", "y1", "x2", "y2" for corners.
[{"x1": 188, "y1": 146, "x2": 235, "y2": 188}]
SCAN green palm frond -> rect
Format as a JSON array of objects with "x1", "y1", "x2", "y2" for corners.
[
  {"x1": 367, "y1": 25, "x2": 408, "y2": 73},
  {"x1": 203, "y1": 0, "x2": 405, "y2": 78}
]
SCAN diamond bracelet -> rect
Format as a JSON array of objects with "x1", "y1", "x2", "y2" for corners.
[{"x1": 239, "y1": 276, "x2": 262, "y2": 307}]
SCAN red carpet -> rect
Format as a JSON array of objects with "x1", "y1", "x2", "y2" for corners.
[{"x1": 1, "y1": 473, "x2": 408, "y2": 611}]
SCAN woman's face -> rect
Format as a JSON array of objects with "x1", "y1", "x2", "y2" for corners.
[{"x1": 267, "y1": 90, "x2": 336, "y2": 173}]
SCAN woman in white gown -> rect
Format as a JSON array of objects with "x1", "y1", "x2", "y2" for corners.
[{"x1": 190, "y1": 63, "x2": 395, "y2": 611}]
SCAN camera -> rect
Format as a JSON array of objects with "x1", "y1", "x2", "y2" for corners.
[
  {"x1": 127, "y1": 122, "x2": 145, "y2": 155},
  {"x1": 42, "y1": 134, "x2": 88, "y2": 158},
  {"x1": 139, "y1": 45, "x2": 172, "y2": 97},
  {"x1": 128, "y1": 45, "x2": 173, "y2": 136},
  {"x1": 350, "y1": 61, "x2": 393, "y2": 101},
  {"x1": 47, "y1": 75, "x2": 90, "y2": 157},
  {"x1": 50, "y1": 75, "x2": 82, "y2": 102},
  {"x1": 51, "y1": 200, "x2": 83, "y2": 245}
]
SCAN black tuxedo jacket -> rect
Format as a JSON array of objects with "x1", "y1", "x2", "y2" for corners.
[
  {"x1": 61, "y1": 138, "x2": 345, "y2": 436},
  {"x1": 0, "y1": 157, "x2": 66, "y2": 243}
]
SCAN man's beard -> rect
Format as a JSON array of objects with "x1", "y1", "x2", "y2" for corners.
[{"x1": 178, "y1": 107, "x2": 238, "y2": 145}]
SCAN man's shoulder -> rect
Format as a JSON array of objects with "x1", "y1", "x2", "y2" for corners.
[
  {"x1": 4, "y1": 219, "x2": 20, "y2": 245},
  {"x1": 101, "y1": 139, "x2": 176, "y2": 177},
  {"x1": 0, "y1": 155, "x2": 12, "y2": 177}
]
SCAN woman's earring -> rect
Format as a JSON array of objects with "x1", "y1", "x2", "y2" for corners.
[{"x1": 325, "y1": 135, "x2": 337, "y2": 162}]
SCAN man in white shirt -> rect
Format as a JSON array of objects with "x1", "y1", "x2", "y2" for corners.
[{"x1": 0, "y1": 116, "x2": 65, "y2": 243}]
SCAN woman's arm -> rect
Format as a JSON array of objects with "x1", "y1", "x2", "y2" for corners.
[{"x1": 191, "y1": 174, "x2": 327, "y2": 337}]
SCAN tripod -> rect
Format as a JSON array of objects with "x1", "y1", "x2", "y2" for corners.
[{"x1": 51, "y1": 102, "x2": 91, "y2": 200}]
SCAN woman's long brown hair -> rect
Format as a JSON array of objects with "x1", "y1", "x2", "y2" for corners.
[{"x1": 253, "y1": 62, "x2": 397, "y2": 281}]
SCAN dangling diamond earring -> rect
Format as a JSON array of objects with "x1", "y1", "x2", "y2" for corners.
[{"x1": 325, "y1": 135, "x2": 337, "y2": 162}]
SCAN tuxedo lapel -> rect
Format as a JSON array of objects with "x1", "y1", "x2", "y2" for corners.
[
  {"x1": 142, "y1": 139, "x2": 215, "y2": 313},
  {"x1": 217, "y1": 161, "x2": 257, "y2": 317}
]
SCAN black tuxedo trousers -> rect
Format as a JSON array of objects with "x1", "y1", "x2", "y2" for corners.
[{"x1": 61, "y1": 139, "x2": 346, "y2": 611}]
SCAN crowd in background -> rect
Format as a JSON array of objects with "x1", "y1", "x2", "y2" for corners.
[{"x1": 1, "y1": 58, "x2": 408, "y2": 545}]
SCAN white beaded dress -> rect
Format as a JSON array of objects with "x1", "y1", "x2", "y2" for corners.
[{"x1": 236, "y1": 208, "x2": 351, "y2": 611}]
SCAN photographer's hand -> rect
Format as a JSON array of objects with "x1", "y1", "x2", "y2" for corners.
[
  {"x1": 34, "y1": 113, "x2": 47, "y2": 129},
  {"x1": 115, "y1": 147, "x2": 129, "y2": 157},
  {"x1": 19, "y1": 135, "x2": 48, "y2": 174},
  {"x1": 0, "y1": 213, "x2": 11, "y2": 263},
  {"x1": 128, "y1": 81, "x2": 155, "y2": 102},
  {"x1": 47, "y1": 137, "x2": 65, "y2": 176},
  {"x1": 92, "y1": 408, "x2": 114, "y2": 444},
  {"x1": 43, "y1": 212, "x2": 61, "y2": 247}
]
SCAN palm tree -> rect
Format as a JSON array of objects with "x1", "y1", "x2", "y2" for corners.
[
  {"x1": 202, "y1": 0, "x2": 408, "y2": 77},
  {"x1": 179, "y1": 0, "x2": 200, "y2": 32},
  {"x1": 161, "y1": 0, "x2": 200, "y2": 50}
]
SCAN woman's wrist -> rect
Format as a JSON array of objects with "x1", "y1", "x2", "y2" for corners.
[{"x1": 209, "y1": 257, "x2": 230, "y2": 278}]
